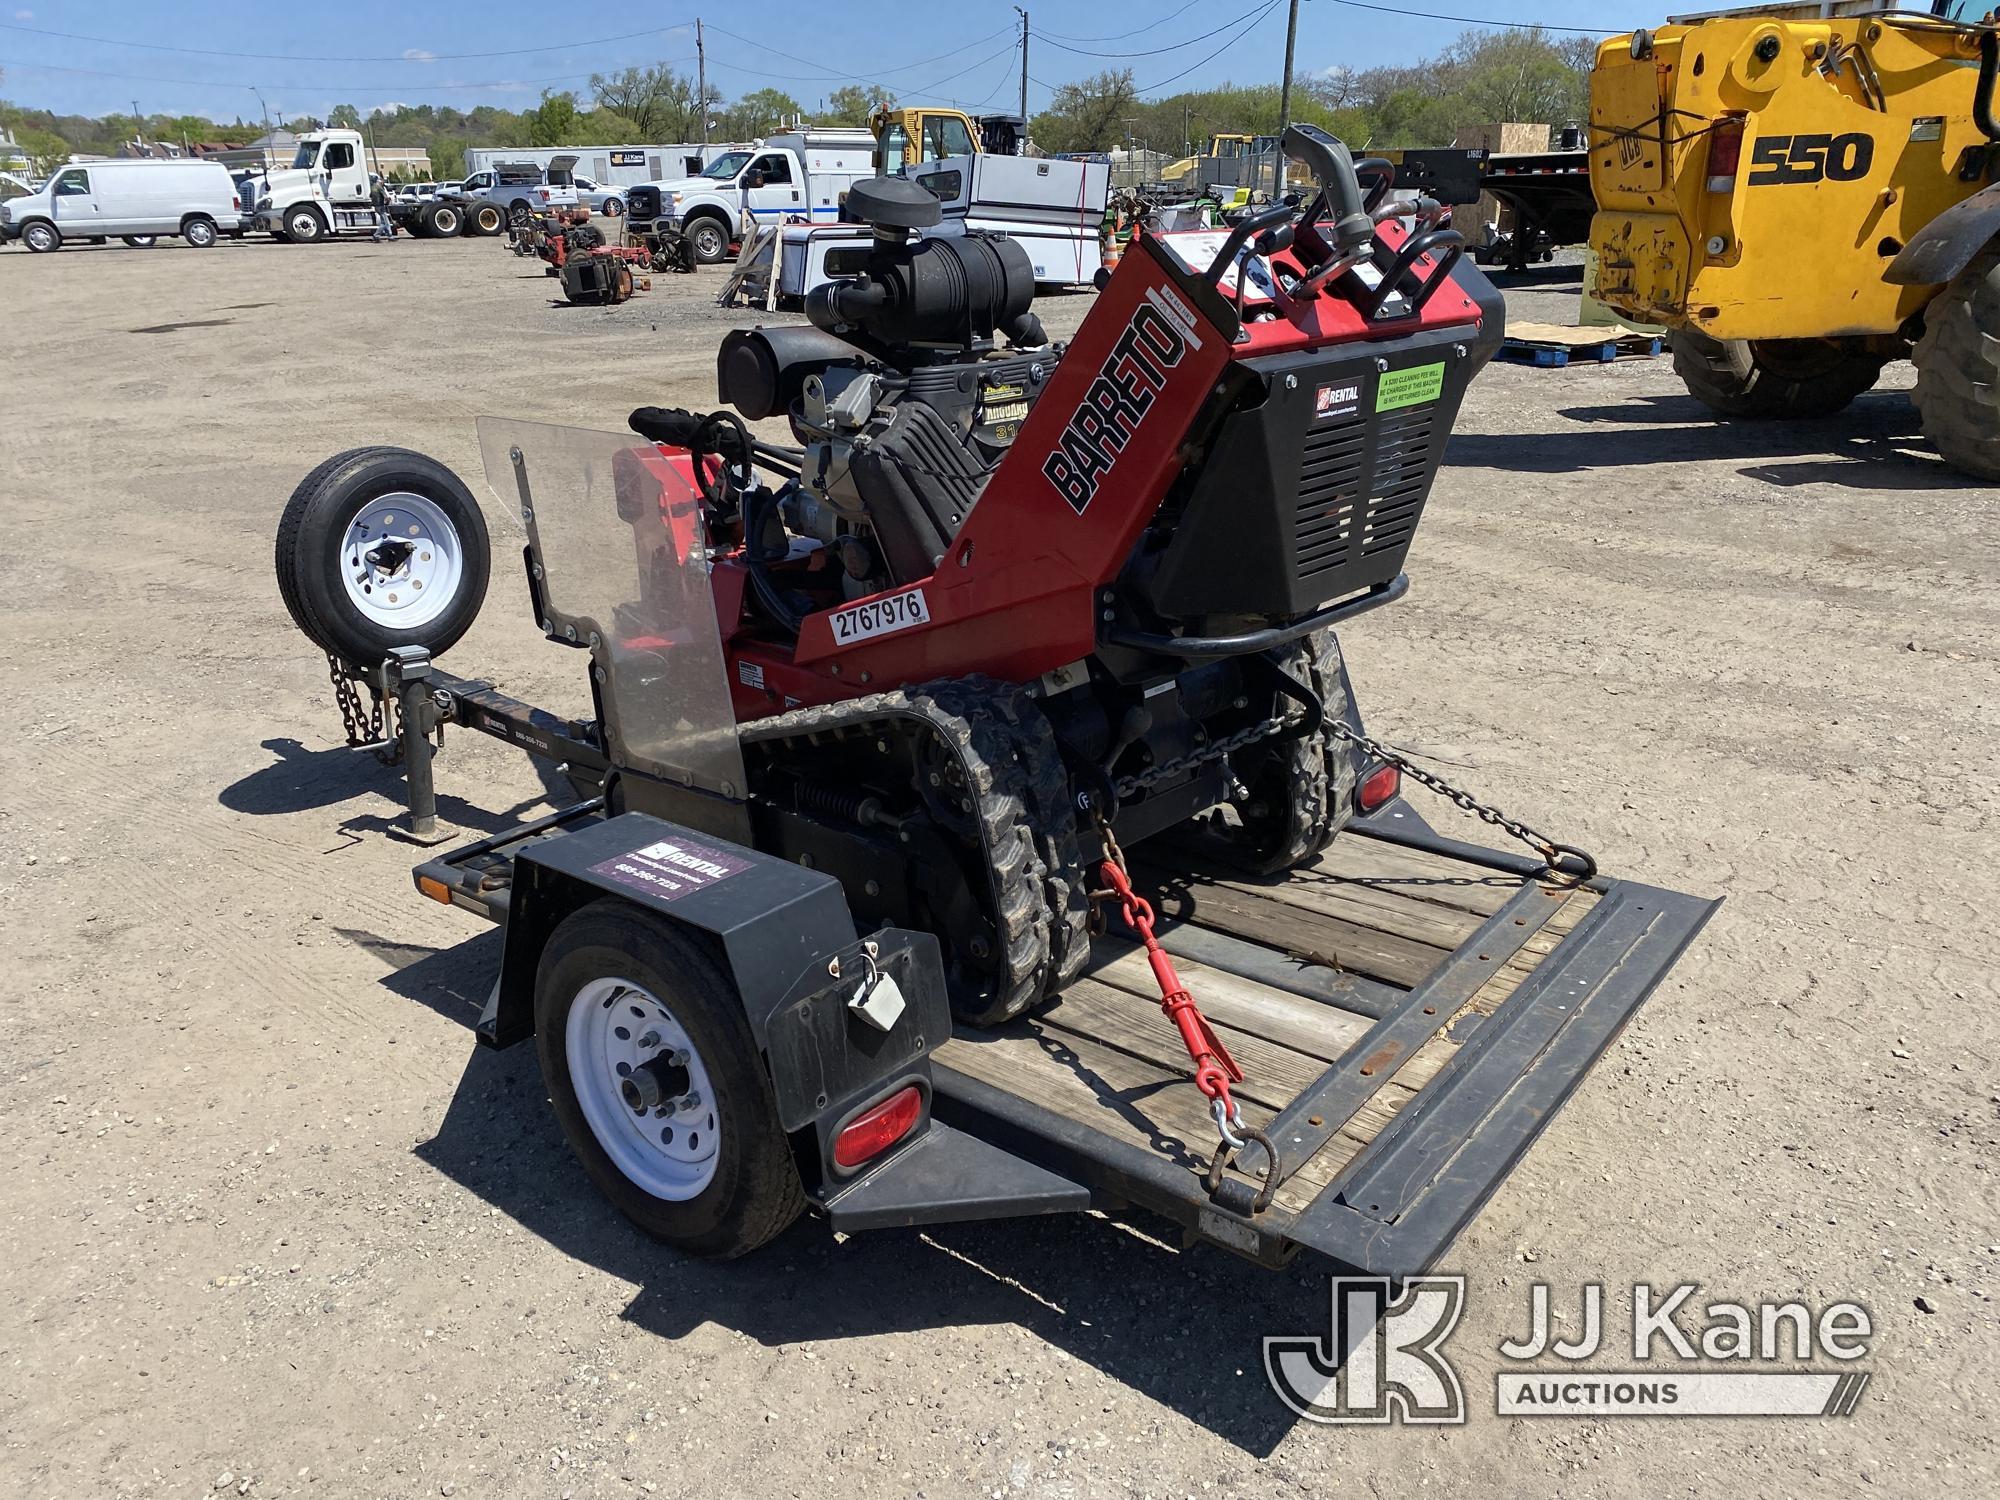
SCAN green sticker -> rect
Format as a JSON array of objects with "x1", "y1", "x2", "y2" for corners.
[{"x1": 1375, "y1": 362, "x2": 1446, "y2": 412}]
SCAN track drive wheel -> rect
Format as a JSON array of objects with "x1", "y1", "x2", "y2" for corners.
[
  {"x1": 1672, "y1": 329, "x2": 1885, "y2": 419},
  {"x1": 1224, "y1": 631, "x2": 1359, "y2": 875},
  {"x1": 1910, "y1": 244, "x2": 2000, "y2": 481},
  {"x1": 275, "y1": 447, "x2": 491, "y2": 672},
  {"x1": 534, "y1": 900, "x2": 804, "y2": 1258}
]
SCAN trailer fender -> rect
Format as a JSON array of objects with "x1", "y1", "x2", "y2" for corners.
[
  {"x1": 1887, "y1": 182, "x2": 2000, "y2": 289},
  {"x1": 490, "y1": 813, "x2": 951, "y2": 1157}
]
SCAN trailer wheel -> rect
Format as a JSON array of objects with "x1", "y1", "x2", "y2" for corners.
[
  {"x1": 535, "y1": 901, "x2": 804, "y2": 1258},
  {"x1": 1910, "y1": 243, "x2": 2000, "y2": 481},
  {"x1": 283, "y1": 205, "x2": 327, "y2": 244},
  {"x1": 274, "y1": 447, "x2": 491, "y2": 672},
  {"x1": 685, "y1": 215, "x2": 729, "y2": 264},
  {"x1": 1672, "y1": 329, "x2": 1884, "y2": 419}
]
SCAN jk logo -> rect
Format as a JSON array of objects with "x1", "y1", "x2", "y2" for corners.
[{"x1": 1264, "y1": 1276, "x2": 1467, "y2": 1424}]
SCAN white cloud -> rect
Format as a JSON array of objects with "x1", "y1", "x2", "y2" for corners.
[
  {"x1": 402, "y1": 48, "x2": 436, "y2": 63},
  {"x1": 13, "y1": 9, "x2": 35, "y2": 20}
]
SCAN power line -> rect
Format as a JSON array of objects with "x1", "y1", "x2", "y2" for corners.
[
  {"x1": 0, "y1": 55, "x2": 688, "y2": 94},
  {"x1": 1040, "y1": 1, "x2": 1206, "y2": 44},
  {"x1": 1136, "y1": 0, "x2": 1287, "y2": 92},
  {"x1": 0, "y1": 17, "x2": 695, "y2": 64},
  {"x1": 701, "y1": 23, "x2": 1013, "y2": 84},
  {"x1": 1323, "y1": 1, "x2": 1608, "y2": 36},
  {"x1": 1037, "y1": 3, "x2": 1284, "y2": 60}
]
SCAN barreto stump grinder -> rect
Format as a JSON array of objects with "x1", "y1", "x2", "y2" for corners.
[{"x1": 273, "y1": 127, "x2": 1716, "y2": 1272}]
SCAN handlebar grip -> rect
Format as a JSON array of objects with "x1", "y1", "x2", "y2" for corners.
[
  {"x1": 1203, "y1": 200, "x2": 1296, "y2": 282},
  {"x1": 1280, "y1": 123, "x2": 1374, "y2": 255}
]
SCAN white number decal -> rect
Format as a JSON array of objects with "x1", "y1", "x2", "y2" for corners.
[{"x1": 829, "y1": 588, "x2": 931, "y2": 647}]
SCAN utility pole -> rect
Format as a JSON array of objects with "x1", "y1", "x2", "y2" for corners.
[
  {"x1": 1277, "y1": 0, "x2": 1300, "y2": 133},
  {"x1": 696, "y1": 18, "x2": 708, "y2": 144},
  {"x1": 1014, "y1": 8, "x2": 1029, "y2": 123}
]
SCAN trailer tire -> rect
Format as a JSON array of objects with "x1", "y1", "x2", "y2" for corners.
[
  {"x1": 468, "y1": 202, "x2": 506, "y2": 236},
  {"x1": 685, "y1": 214, "x2": 730, "y2": 264},
  {"x1": 1672, "y1": 329, "x2": 1883, "y2": 419},
  {"x1": 274, "y1": 446, "x2": 491, "y2": 672},
  {"x1": 1910, "y1": 243, "x2": 2000, "y2": 481},
  {"x1": 20, "y1": 219, "x2": 59, "y2": 253},
  {"x1": 534, "y1": 900, "x2": 804, "y2": 1259},
  {"x1": 181, "y1": 215, "x2": 219, "y2": 247},
  {"x1": 283, "y1": 205, "x2": 327, "y2": 244}
]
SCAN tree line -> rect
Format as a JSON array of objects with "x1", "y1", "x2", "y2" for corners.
[{"x1": 3, "y1": 28, "x2": 1595, "y2": 180}]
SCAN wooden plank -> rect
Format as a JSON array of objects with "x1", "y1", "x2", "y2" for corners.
[
  {"x1": 1086, "y1": 945, "x2": 1375, "y2": 1057},
  {"x1": 1164, "y1": 863, "x2": 1495, "y2": 953},
  {"x1": 1135, "y1": 876, "x2": 1453, "y2": 988},
  {"x1": 1298, "y1": 835, "x2": 1536, "y2": 917}
]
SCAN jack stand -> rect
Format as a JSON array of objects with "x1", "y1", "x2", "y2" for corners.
[{"x1": 384, "y1": 645, "x2": 453, "y2": 846}]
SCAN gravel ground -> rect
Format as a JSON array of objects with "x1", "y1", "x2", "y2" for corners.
[{"x1": 0, "y1": 231, "x2": 1995, "y2": 1499}]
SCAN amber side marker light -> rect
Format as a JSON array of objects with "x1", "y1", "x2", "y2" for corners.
[{"x1": 417, "y1": 875, "x2": 453, "y2": 905}]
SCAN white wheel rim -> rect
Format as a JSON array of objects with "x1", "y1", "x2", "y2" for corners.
[
  {"x1": 339, "y1": 491, "x2": 464, "y2": 629},
  {"x1": 566, "y1": 976, "x2": 720, "y2": 1200}
]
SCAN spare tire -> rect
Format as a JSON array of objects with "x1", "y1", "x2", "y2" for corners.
[{"x1": 276, "y1": 447, "x2": 491, "y2": 672}]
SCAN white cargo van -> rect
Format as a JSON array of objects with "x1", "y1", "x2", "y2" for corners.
[{"x1": 0, "y1": 158, "x2": 242, "y2": 252}]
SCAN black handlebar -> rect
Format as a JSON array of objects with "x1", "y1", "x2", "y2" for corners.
[
  {"x1": 1280, "y1": 123, "x2": 1374, "y2": 255},
  {"x1": 1204, "y1": 199, "x2": 1297, "y2": 281}
]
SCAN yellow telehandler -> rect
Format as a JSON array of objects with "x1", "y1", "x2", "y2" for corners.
[{"x1": 1588, "y1": 1, "x2": 1999, "y2": 477}]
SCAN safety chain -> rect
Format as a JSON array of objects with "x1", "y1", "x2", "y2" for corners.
[
  {"x1": 1322, "y1": 719, "x2": 1597, "y2": 884},
  {"x1": 326, "y1": 654, "x2": 447, "y2": 768},
  {"x1": 1112, "y1": 712, "x2": 1292, "y2": 800},
  {"x1": 1104, "y1": 695, "x2": 1596, "y2": 881},
  {"x1": 1090, "y1": 811, "x2": 1281, "y2": 1211},
  {"x1": 327, "y1": 653, "x2": 400, "y2": 765}
]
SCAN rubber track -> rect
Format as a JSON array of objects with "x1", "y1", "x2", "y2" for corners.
[
  {"x1": 739, "y1": 675, "x2": 1090, "y2": 1025},
  {"x1": 1236, "y1": 631, "x2": 1358, "y2": 874}
]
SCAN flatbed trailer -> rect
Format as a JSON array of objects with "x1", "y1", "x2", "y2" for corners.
[
  {"x1": 1389, "y1": 147, "x2": 1593, "y2": 272},
  {"x1": 387, "y1": 660, "x2": 1713, "y2": 1273}
]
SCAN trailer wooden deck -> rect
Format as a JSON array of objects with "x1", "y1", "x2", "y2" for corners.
[{"x1": 934, "y1": 822, "x2": 1611, "y2": 1231}]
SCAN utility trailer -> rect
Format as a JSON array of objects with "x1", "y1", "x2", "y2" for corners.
[
  {"x1": 392, "y1": 665, "x2": 1712, "y2": 1269},
  {"x1": 273, "y1": 127, "x2": 1714, "y2": 1272}
]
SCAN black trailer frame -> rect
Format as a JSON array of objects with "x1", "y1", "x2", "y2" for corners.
[{"x1": 363, "y1": 650, "x2": 1715, "y2": 1275}]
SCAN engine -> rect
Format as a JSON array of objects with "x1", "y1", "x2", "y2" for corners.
[{"x1": 704, "y1": 176, "x2": 1065, "y2": 603}]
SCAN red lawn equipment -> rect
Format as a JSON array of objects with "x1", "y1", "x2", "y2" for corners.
[{"x1": 273, "y1": 126, "x2": 1709, "y2": 1263}]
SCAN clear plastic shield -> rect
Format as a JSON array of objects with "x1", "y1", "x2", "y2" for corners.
[{"x1": 477, "y1": 416, "x2": 746, "y2": 799}]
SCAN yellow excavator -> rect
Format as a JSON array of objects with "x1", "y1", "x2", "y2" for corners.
[
  {"x1": 868, "y1": 107, "x2": 1026, "y2": 173},
  {"x1": 1588, "y1": 1, "x2": 2000, "y2": 477}
]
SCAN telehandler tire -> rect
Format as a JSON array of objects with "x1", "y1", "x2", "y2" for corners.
[
  {"x1": 275, "y1": 446, "x2": 491, "y2": 672},
  {"x1": 1672, "y1": 330, "x2": 1885, "y2": 419},
  {"x1": 534, "y1": 900, "x2": 805, "y2": 1259},
  {"x1": 1910, "y1": 244, "x2": 2000, "y2": 481}
]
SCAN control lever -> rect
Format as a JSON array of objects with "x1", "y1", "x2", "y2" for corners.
[{"x1": 1203, "y1": 199, "x2": 1296, "y2": 282}]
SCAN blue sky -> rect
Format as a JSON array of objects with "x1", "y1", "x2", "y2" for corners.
[{"x1": 0, "y1": 0, "x2": 1659, "y2": 124}]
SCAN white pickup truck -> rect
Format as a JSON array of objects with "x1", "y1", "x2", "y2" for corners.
[{"x1": 623, "y1": 130, "x2": 875, "y2": 263}]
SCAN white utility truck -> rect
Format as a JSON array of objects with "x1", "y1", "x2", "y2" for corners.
[
  {"x1": 246, "y1": 128, "x2": 506, "y2": 241},
  {"x1": 623, "y1": 129, "x2": 876, "y2": 264},
  {"x1": 777, "y1": 151, "x2": 1109, "y2": 298}
]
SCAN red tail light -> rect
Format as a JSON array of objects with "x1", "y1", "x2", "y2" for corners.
[
  {"x1": 231, "y1": 193, "x2": 241, "y2": 210},
  {"x1": 1705, "y1": 116, "x2": 1746, "y2": 191},
  {"x1": 1357, "y1": 762, "x2": 1401, "y2": 814},
  {"x1": 538, "y1": 188, "x2": 550, "y2": 200},
  {"x1": 833, "y1": 1085, "x2": 923, "y2": 1170}
]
